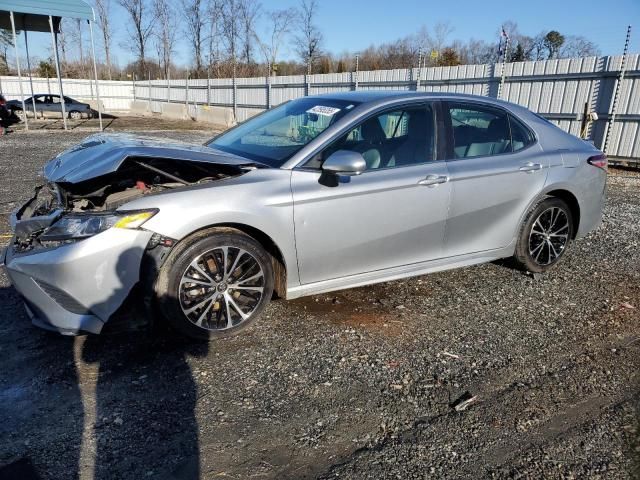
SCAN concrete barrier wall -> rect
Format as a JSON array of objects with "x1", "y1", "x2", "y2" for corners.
[
  {"x1": 129, "y1": 100, "x2": 150, "y2": 116},
  {"x1": 195, "y1": 105, "x2": 236, "y2": 128},
  {"x1": 161, "y1": 103, "x2": 190, "y2": 121}
]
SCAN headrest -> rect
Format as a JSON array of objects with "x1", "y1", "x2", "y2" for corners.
[{"x1": 361, "y1": 117, "x2": 386, "y2": 142}]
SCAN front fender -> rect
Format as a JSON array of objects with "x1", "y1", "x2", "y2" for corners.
[{"x1": 123, "y1": 169, "x2": 300, "y2": 288}]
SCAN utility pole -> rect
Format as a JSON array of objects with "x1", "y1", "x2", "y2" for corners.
[
  {"x1": 497, "y1": 32, "x2": 510, "y2": 100},
  {"x1": 603, "y1": 25, "x2": 632, "y2": 155}
]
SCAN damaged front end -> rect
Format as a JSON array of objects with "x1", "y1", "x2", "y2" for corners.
[
  {"x1": 13, "y1": 156, "x2": 244, "y2": 252},
  {"x1": 4, "y1": 133, "x2": 260, "y2": 335}
]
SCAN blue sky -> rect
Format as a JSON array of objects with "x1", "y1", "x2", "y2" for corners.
[{"x1": 10, "y1": 0, "x2": 639, "y2": 67}]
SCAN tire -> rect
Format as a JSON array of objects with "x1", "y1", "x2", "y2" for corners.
[
  {"x1": 69, "y1": 110, "x2": 82, "y2": 120},
  {"x1": 154, "y1": 228, "x2": 274, "y2": 341},
  {"x1": 513, "y1": 197, "x2": 574, "y2": 273}
]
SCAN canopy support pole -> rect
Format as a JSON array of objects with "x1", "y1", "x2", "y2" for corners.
[
  {"x1": 88, "y1": 20, "x2": 103, "y2": 131},
  {"x1": 9, "y1": 11, "x2": 28, "y2": 130},
  {"x1": 24, "y1": 30, "x2": 38, "y2": 119},
  {"x1": 49, "y1": 15, "x2": 67, "y2": 130}
]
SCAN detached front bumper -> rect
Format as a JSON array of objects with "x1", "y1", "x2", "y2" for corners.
[{"x1": 2, "y1": 228, "x2": 153, "y2": 335}]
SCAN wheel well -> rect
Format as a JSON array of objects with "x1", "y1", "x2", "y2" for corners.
[
  {"x1": 185, "y1": 223, "x2": 288, "y2": 299},
  {"x1": 546, "y1": 190, "x2": 580, "y2": 238}
]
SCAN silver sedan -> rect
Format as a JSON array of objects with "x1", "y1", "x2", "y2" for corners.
[
  {"x1": 2, "y1": 92, "x2": 607, "y2": 340},
  {"x1": 7, "y1": 94, "x2": 93, "y2": 119}
]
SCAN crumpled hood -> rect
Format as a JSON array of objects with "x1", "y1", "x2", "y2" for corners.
[{"x1": 44, "y1": 133, "x2": 255, "y2": 183}]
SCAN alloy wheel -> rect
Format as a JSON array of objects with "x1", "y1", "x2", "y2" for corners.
[
  {"x1": 528, "y1": 207, "x2": 570, "y2": 266},
  {"x1": 178, "y1": 246, "x2": 265, "y2": 331}
]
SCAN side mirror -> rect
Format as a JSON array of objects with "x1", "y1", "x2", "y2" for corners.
[{"x1": 322, "y1": 150, "x2": 367, "y2": 176}]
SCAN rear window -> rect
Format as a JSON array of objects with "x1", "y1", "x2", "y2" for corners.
[{"x1": 448, "y1": 102, "x2": 535, "y2": 159}]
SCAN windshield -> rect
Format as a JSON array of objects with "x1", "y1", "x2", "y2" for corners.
[{"x1": 206, "y1": 98, "x2": 359, "y2": 167}]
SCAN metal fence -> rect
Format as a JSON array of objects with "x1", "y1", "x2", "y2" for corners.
[{"x1": 2, "y1": 54, "x2": 639, "y2": 164}]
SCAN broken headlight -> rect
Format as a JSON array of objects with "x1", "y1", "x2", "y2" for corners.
[{"x1": 40, "y1": 210, "x2": 157, "y2": 243}]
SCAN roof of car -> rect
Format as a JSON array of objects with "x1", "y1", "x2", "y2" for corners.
[{"x1": 306, "y1": 90, "x2": 524, "y2": 110}]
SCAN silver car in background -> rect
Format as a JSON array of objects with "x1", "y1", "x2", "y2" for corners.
[
  {"x1": 7, "y1": 94, "x2": 94, "y2": 119},
  {"x1": 2, "y1": 92, "x2": 607, "y2": 340}
]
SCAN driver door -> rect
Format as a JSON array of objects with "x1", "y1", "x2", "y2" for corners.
[{"x1": 291, "y1": 103, "x2": 451, "y2": 285}]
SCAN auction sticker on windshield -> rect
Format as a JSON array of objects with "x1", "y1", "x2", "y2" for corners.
[{"x1": 307, "y1": 106, "x2": 341, "y2": 116}]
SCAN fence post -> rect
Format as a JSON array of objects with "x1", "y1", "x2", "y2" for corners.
[
  {"x1": 207, "y1": 70, "x2": 211, "y2": 106},
  {"x1": 416, "y1": 50, "x2": 423, "y2": 91},
  {"x1": 148, "y1": 71, "x2": 152, "y2": 111},
  {"x1": 266, "y1": 70, "x2": 272, "y2": 109},
  {"x1": 167, "y1": 71, "x2": 171, "y2": 104},
  {"x1": 354, "y1": 54, "x2": 360, "y2": 91},
  {"x1": 232, "y1": 67, "x2": 238, "y2": 119},
  {"x1": 185, "y1": 73, "x2": 189, "y2": 109}
]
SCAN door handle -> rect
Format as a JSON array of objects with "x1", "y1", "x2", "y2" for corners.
[
  {"x1": 519, "y1": 162, "x2": 542, "y2": 173},
  {"x1": 418, "y1": 174, "x2": 449, "y2": 187}
]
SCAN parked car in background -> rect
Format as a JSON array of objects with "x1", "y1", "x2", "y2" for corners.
[
  {"x1": 2, "y1": 91, "x2": 607, "y2": 341},
  {"x1": 7, "y1": 94, "x2": 94, "y2": 119},
  {"x1": 0, "y1": 94, "x2": 12, "y2": 135}
]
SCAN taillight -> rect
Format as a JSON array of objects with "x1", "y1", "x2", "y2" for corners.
[{"x1": 587, "y1": 153, "x2": 608, "y2": 170}]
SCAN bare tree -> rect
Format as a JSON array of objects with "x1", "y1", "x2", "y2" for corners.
[
  {"x1": 118, "y1": 0, "x2": 155, "y2": 71},
  {"x1": 239, "y1": 0, "x2": 260, "y2": 65},
  {"x1": 258, "y1": 8, "x2": 296, "y2": 75},
  {"x1": 560, "y1": 35, "x2": 600, "y2": 58},
  {"x1": 294, "y1": 0, "x2": 323, "y2": 74},
  {"x1": 73, "y1": 19, "x2": 85, "y2": 67},
  {"x1": 432, "y1": 22, "x2": 454, "y2": 54},
  {"x1": 94, "y1": 0, "x2": 113, "y2": 79},
  {"x1": 220, "y1": 0, "x2": 242, "y2": 74},
  {"x1": 153, "y1": 0, "x2": 177, "y2": 79},
  {"x1": 181, "y1": 0, "x2": 207, "y2": 76},
  {"x1": 58, "y1": 20, "x2": 69, "y2": 66},
  {"x1": 207, "y1": 0, "x2": 224, "y2": 77},
  {"x1": 0, "y1": 29, "x2": 13, "y2": 74}
]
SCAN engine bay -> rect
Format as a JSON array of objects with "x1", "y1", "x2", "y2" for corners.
[{"x1": 13, "y1": 157, "x2": 251, "y2": 250}]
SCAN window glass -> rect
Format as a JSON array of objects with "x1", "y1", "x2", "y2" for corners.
[
  {"x1": 509, "y1": 115, "x2": 534, "y2": 152},
  {"x1": 449, "y1": 104, "x2": 511, "y2": 158},
  {"x1": 207, "y1": 97, "x2": 359, "y2": 167},
  {"x1": 50, "y1": 96, "x2": 61, "y2": 104},
  {"x1": 305, "y1": 105, "x2": 435, "y2": 171}
]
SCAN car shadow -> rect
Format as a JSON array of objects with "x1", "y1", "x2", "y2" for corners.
[{"x1": 0, "y1": 247, "x2": 207, "y2": 480}]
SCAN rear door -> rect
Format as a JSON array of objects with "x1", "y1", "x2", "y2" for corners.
[{"x1": 442, "y1": 101, "x2": 548, "y2": 257}]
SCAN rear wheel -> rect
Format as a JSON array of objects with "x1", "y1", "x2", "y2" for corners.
[
  {"x1": 69, "y1": 110, "x2": 82, "y2": 120},
  {"x1": 155, "y1": 229, "x2": 274, "y2": 341},
  {"x1": 513, "y1": 197, "x2": 573, "y2": 273}
]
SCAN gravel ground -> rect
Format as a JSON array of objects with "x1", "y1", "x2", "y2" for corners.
[{"x1": 0, "y1": 128, "x2": 638, "y2": 480}]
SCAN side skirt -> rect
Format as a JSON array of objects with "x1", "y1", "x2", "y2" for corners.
[{"x1": 286, "y1": 244, "x2": 515, "y2": 300}]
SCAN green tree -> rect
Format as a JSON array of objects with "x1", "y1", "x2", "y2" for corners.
[
  {"x1": 437, "y1": 47, "x2": 461, "y2": 67},
  {"x1": 511, "y1": 43, "x2": 525, "y2": 62},
  {"x1": 543, "y1": 30, "x2": 565, "y2": 59},
  {"x1": 38, "y1": 60, "x2": 56, "y2": 78}
]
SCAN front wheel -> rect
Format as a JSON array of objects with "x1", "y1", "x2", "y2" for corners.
[
  {"x1": 513, "y1": 197, "x2": 574, "y2": 273},
  {"x1": 69, "y1": 110, "x2": 82, "y2": 120},
  {"x1": 155, "y1": 229, "x2": 274, "y2": 341}
]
